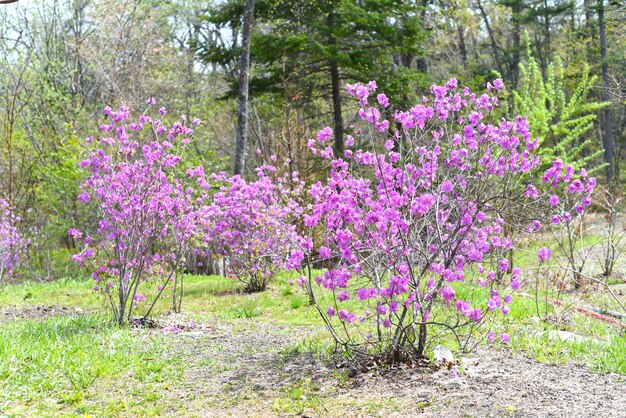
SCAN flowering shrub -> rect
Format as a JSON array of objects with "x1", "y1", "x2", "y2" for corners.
[
  {"x1": 195, "y1": 165, "x2": 306, "y2": 292},
  {"x1": 544, "y1": 164, "x2": 597, "y2": 289},
  {"x1": 0, "y1": 199, "x2": 28, "y2": 286},
  {"x1": 297, "y1": 79, "x2": 594, "y2": 364},
  {"x1": 72, "y1": 102, "x2": 202, "y2": 325}
]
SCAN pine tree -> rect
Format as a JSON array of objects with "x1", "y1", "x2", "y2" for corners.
[{"x1": 197, "y1": 0, "x2": 426, "y2": 154}]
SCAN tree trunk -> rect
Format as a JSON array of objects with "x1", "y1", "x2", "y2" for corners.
[
  {"x1": 584, "y1": 0, "x2": 595, "y2": 41},
  {"x1": 476, "y1": 0, "x2": 505, "y2": 79},
  {"x1": 327, "y1": 11, "x2": 344, "y2": 155},
  {"x1": 511, "y1": 0, "x2": 522, "y2": 88},
  {"x1": 543, "y1": 0, "x2": 552, "y2": 74},
  {"x1": 329, "y1": 60, "x2": 344, "y2": 155},
  {"x1": 234, "y1": 0, "x2": 255, "y2": 176},
  {"x1": 417, "y1": 321, "x2": 427, "y2": 357},
  {"x1": 598, "y1": 0, "x2": 614, "y2": 180},
  {"x1": 457, "y1": 22, "x2": 468, "y2": 66}
]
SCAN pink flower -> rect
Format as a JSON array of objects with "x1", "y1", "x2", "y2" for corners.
[
  {"x1": 377, "y1": 93, "x2": 389, "y2": 108},
  {"x1": 537, "y1": 247, "x2": 552, "y2": 261},
  {"x1": 317, "y1": 127, "x2": 332, "y2": 142},
  {"x1": 549, "y1": 195, "x2": 559, "y2": 206},
  {"x1": 338, "y1": 310, "x2": 354, "y2": 323},
  {"x1": 77, "y1": 192, "x2": 90, "y2": 203},
  {"x1": 441, "y1": 286, "x2": 456, "y2": 302},
  {"x1": 498, "y1": 258, "x2": 510, "y2": 272}
]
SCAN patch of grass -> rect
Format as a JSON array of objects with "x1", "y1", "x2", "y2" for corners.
[
  {"x1": 271, "y1": 377, "x2": 325, "y2": 415},
  {"x1": 508, "y1": 308, "x2": 626, "y2": 374},
  {"x1": 0, "y1": 314, "x2": 182, "y2": 416},
  {"x1": 1, "y1": 263, "x2": 625, "y2": 416},
  {"x1": 0, "y1": 274, "x2": 320, "y2": 326},
  {"x1": 289, "y1": 295, "x2": 306, "y2": 310},
  {"x1": 0, "y1": 277, "x2": 99, "y2": 309},
  {"x1": 282, "y1": 333, "x2": 334, "y2": 359},
  {"x1": 2, "y1": 264, "x2": 626, "y2": 418},
  {"x1": 231, "y1": 303, "x2": 261, "y2": 319}
]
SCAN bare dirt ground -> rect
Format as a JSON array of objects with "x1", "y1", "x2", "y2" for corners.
[
  {"x1": 0, "y1": 304, "x2": 87, "y2": 322},
  {"x1": 156, "y1": 316, "x2": 626, "y2": 418}
]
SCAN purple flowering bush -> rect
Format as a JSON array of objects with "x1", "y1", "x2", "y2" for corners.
[
  {"x1": 0, "y1": 199, "x2": 28, "y2": 286},
  {"x1": 195, "y1": 165, "x2": 306, "y2": 292},
  {"x1": 543, "y1": 163, "x2": 597, "y2": 289},
  {"x1": 295, "y1": 79, "x2": 594, "y2": 364},
  {"x1": 72, "y1": 102, "x2": 202, "y2": 325}
]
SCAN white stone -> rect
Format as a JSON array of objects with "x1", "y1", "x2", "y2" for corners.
[{"x1": 433, "y1": 345, "x2": 455, "y2": 364}]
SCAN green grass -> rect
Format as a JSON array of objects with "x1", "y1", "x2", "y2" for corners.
[
  {"x1": 0, "y1": 273, "x2": 320, "y2": 326},
  {"x1": 0, "y1": 274, "x2": 327, "y2": 415},
  {"x1": 0, "y1": 277, "x2": 101, "y2": 309},
  {"x1": 0, "y1": 313, "x2": 183, "y2": 416},
  {"x1": 1, "y1": 267, "x2": 626, "y2": 416},
  {"x1": 512, "y1": 233, "x2": 605, "y2": 266}
]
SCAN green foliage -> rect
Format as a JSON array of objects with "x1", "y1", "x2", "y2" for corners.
[
  {"x1": 231, "y1": 303, "x2": 262, "y2": 318},
  {"x1": 35, "y1": 125, "x2": 85, "y2": 232},
  {"x1": 513, "y1": 39, "x2": 610, "y2": 173},
  {"x1": 199, "y1": 0, "x2": 428, "y2": 106}
]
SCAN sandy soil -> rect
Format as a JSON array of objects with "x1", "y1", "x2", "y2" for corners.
[
  {"x1": 157, "y1": 316, "x2": 626, "y2": 418},
  {"x1": 0, "y1": 304, "x2": 87, "y2": 322}
]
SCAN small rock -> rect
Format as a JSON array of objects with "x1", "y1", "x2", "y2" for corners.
[{"x1": 433, "y1": 345, "x2": 455, "y2": 365}]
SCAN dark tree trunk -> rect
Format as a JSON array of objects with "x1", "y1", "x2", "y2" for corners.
[
  {"x1": 417, "y1": 322, "x2": 427, "y2": 357},
  {"x1": 329, "y1": 60, "x2": 343, "y2": 155},
  {"x1": 457, "y1": 22, "x2": 468, "y2": 66},
  {"x1": 327, "y1": 11, "x2": 344, "y2": 154},
  {"x1": 598, "y1": 0, "x2": 614, "y2": 180},
  {"x1": 543, "y1": 0, "x2": 552, "y2": 67},
  {"x1": 511, "y1": 0, "x2": 522, "y2": 88},
  {"x1": 234, "y1": 0, "x2": 255, "y2": 176},
  {"x1": 476, "y1": 0, "x2": 505, "y2": 79},
  {"x1": 584, "y1": 0, "x2": 596, "y2": 40}
]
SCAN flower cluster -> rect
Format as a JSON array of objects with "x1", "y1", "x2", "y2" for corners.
[
  {"x1": 299, "y1": 79, "x2": 593, "y2": 361},
  {"x1": 0, "y1": 199, "x2": 28, "y2": 284}
]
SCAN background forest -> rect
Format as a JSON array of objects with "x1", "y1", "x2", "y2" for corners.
[{"x1": 0, "y1": 0, "x2": 624, "y2": 282}]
